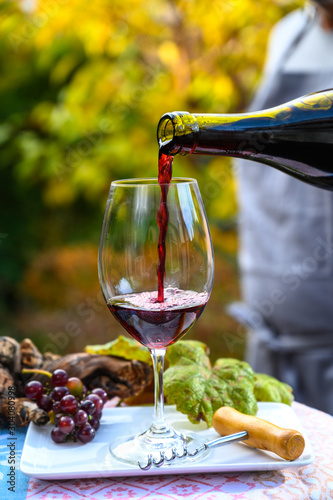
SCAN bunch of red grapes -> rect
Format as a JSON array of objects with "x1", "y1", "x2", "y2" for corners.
[{"x1": 25, "y1": 369, "x2": 108, "y2": 444}]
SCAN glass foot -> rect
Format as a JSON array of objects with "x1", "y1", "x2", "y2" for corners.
[{"x1": 109, "y1": 425, "x2": 209, "y2": 468}]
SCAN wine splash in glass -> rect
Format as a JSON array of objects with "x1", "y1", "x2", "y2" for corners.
[{"x1": 98, "y1": 170, "x2": 214, "y2": 466}]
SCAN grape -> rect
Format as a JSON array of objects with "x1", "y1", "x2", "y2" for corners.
[
  {"x1": 66, "y1": 377, "x2": 83, "y2": 396},
  {"x1": 91, "y1": 388, "x2": 108, "y2": 404},
  {"x1": 37, "y1": 394, "x2": 53, "y2": 412},
  {"x1": 51, "y1": 369, "x2": 68, "y2": 387},
  {"x1": 24, "y1": 371, "x2": 107, "y2": 445},
  {"x1": 51, "y1": 427, "x2": 67, "y2": 444},
  {"x1": 74, "y1": 410, "x2": 88, "y2": 427},
  {"x1": 60, "y1": 395, "x2": 78, "y2": 414},
  {"x1": 50, "y1": 386, "x2": 70, "y2": 401},
  {"x1": 77, "y1": 423, "x2": 95, "y2": 444},
  {"x1": 89, "y1": 415, "x2": 100, "y2": 431},
  {"x1": 86, "y1": 394, "x2": 103, "y2": 414},
  {"x1": 54, "y1": 413, "x2": 64, "y2": 426},
  {"x1": 58, "y1": 415, "x2": 75, "y2": 434},
  {"x1": 52, "y1": 401, "x2": 62, "y2": 414},
  {"x1": 25, "y1": 381, "x2": 44, "y2": 401},
  {"x1": 80, "y1": 399, "x2": 96, "y2": 416}
]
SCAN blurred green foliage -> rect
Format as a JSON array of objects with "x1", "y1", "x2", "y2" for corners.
[{"x1": 0, "y1": 0, "x2": 302, "y2": 356}]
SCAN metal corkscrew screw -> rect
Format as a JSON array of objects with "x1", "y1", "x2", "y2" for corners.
[{"x1": 138, "y1": 431, "x2": 248, "y2": 470}]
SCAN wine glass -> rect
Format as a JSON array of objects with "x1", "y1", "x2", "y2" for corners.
[{"x1": 98, "y1": 177, "x2": 214, "y2": 466}]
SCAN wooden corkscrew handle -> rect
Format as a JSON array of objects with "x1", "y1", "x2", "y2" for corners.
[{"x1": 212, "y1": 406, "x2": 305, "y2": 461}]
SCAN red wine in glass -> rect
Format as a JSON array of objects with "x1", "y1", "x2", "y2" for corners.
[{"x1": 108, "y1": 288, "x2": 208, "y2": 349}]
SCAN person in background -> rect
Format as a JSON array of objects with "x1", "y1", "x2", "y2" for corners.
[{"x1": 233, "y1": 0, "x2": 333, "y2": 415}]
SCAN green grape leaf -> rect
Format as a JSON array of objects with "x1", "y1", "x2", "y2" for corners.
[
  {"x1": 164, "y1": 341, "x2": 258, "y2": 427},
  {"x1": 84, "y1": 335, "x2": 151, "y2": 364},
  {"x1": 165, "y1": 340, "x2": 211, "y2": 369},
  {"x1": 254, "y1": 373, "x2": 294, "y2": 406}
]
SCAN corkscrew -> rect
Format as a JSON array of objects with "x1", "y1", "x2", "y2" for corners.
[
  {"x1": 138, "y1": 406, "x2": 306, "y2": 470},
  {"x1": 138, "y1": 431, "x2": 248, "y2": 470}
]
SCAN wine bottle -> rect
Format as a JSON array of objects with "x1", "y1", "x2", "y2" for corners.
[{"x1": 157, "y1": 89, "x2": 333, "y2": 190}]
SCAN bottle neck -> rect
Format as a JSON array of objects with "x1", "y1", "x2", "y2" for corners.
[{"x1": 157, "y1": 110, "x2": 266, "y2": 157}]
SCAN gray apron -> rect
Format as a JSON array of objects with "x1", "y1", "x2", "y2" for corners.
[{"x1": 235, "y1": 11, "x2": 333, "y2": 414}]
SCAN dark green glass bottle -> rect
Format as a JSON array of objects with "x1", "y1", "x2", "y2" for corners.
[{"x1": 157, "y1": 89, "x2": 333, "y2": 190}]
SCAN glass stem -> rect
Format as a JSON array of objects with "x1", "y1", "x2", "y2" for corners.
[{"x1": 150, "y1": 348, "x2": 168, "y2": 434}]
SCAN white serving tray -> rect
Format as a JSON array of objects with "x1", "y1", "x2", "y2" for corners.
[{"x1": 20, "y1": 403, "x2": 314, "y2": 479}]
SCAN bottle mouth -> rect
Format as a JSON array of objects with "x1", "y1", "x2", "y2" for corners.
[
  {"x1": 157, "y1": 115, "x2": 175, "y2": 146},
  {"x1": 157, "y1": 112, "x2": 199, "y2": 156},
  {"x1": 157, "y1": 112, "x2": 184, "y2": 155}
]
